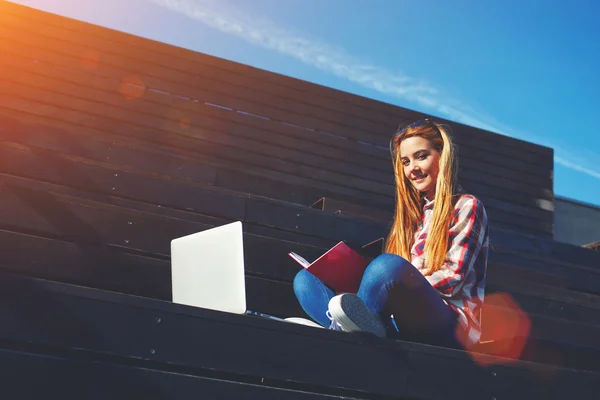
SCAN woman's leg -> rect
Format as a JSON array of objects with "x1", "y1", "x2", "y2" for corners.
[
  {"x1": 336, "y1": 253, "x2": 461, "y2": 346},
  {"x1": 293, "y1": 269, "x2": 336, "y2": 327}
]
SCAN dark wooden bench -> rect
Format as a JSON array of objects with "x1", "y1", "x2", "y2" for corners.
[
  {"x1": 2, "y1": 272, "x2": 598, "y2": 400},
  {"x1": 2, "y1": 120, "x2": 600, "y2": 366},
  {"x1": 0, "y1": 1, "x2": 553, "y2": 237},
  {"x1": 1, "y1": 2, "x2": 599, "y2": 398},
  {"x1": 1, "y1": 157, "x2": 599, "y2": 371}
]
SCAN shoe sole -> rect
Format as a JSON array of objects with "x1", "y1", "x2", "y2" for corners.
[
  {"x1": 328, "y1": 295, "x2": 386, "y2": 338},
  {"x1": 284, "y1": 317, "x2": 324, "y2": 329}
]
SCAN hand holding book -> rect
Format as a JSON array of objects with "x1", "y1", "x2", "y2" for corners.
[{"x1": 288, "y1": 239, "x2": 384, "y2": 293}]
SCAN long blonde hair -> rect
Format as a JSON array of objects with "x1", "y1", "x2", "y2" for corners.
[{"x1": 385, "y1": 120, "x2": 459, "y2": 275}]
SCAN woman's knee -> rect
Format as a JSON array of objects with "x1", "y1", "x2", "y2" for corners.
[
  {"x1": 293, "y1": 268, "x2": 314, "y2": 298},
  {"x1": 363, "y1": 253, "x2": 413, "y2": 282}
]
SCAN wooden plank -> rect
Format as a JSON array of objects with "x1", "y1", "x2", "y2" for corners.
[
  {"x1": 0, "y1": 149, "x2": 387, "y2": 245},
  {"x1": 0, "y1": 28, "x2": 555, "y2": 187},
  {"x1": 489, "y1": 253, "x2": 566, "y2": 288},
  {"x1": 0, "y1": 12, "x2": 397, "y2": 153},
  {"x1": 244, "y1": 196, "x2": 386, "y2": 245},
  {"x1": 0, "y1": 171, "x2": 591, "y2": 304},
  {"x1": 215, "y1": 167, "x2": 551, "y2": 237},
  {"x1": 489, "y1": 271, "x2": 600, "y2": 309},
  {"x1": 0, "y1": 173, "x2": 331, "y2": 279},
  {"x1": 0, "y1": 120, "x2": 220, "y2": 190},
  {"x1": 0, "y1": 114, "x2": 220, "y2": 189},
  {"x1": 0, "y1": 69, "x2": 395, "y2": 197},
  {"x1": 408, "y1": 342, "x2": 599, "y2": 399},
  {"x1": 3, "y1": 222, "x2": 598, "y2": 350},
  {"x1": 4, "y1": 133, "x2": 584, "y2": 286},
  {"x1": 0, "y1": 36, "x2": 386, "y2": 163},
  {"x1": 0, "y1": 139, "x2": 549, "y2": 243},
  {"x1": 489, "y1": 229, "x2": 600, "y2": 293},
  {"x1": 2, "y1": 211, "x2": 600, "y2": 355},
  {"x1": 311, "y1": 194, "x2": 552, "y2": 228},
  {"x1": 0, "y1": 171, "x2": 540, "y2": 265},
  {"x1": 490, "y1": 251, "x2": 600, "y2": 296},
  {"x1": 216, "y1": 165, "x2": 392, "y2": 210},
  {"x1": 306, "y1": 191, "x2": 551, "y2": 236},
  {"x1": 309, "y1": 194, "x2": 552, "y2": 236},
  {"x1": 0, "y1": 348, "x2": 354, "y2": 400},
  {"x1": 0, "y1": 15, "x2": 552, "y2": 173},
  {"x1": 0, "y1": 110, "x2": 554, "y2": 237},
  {"x1": 538, "y1": 368, "x2": 600, "y2": 400},
  {"x1": 0, "y1": 50, "x2": 554, "y2": 194},
  {"x1": 0, "y1": 228, "x2": 171, "y2": 299},
  {"x1": 0, "y1": 192, "x2": 595, "y2": 360},
  {"x1": 2, "y1": 271, "x2": 599, "y2": 400},
  {"x1": 0, "y1": 229, "x2": 305, "y2": 317},
  {"x1": 483, "y1": 293, "x2": 600, "y2": 347},
  {"x1": 0, "y1": 104, "x2": 555, "y2": 226},
  {"x1": 479, "y1": 196, "x2": 551, "y2": 225},
  {"x1": 2, "y1": 168, "x2": 596, "y2": 323},
  {"x1": 492, "y1": 228, "x2": 600, "y2": 273},
  {"x1": 489, "y1": 252, "x2": 600, "y2": 307},
  {"x1": 1, "y1": 170, "x2": 598, "y2": 327},
  {"x1": 487, "y1": 285, "x2": 600, "y2": 325},
  {"x1": 312, "y1": 197, "x2": 391, "y2": 222},
  {"x1": 538, "y1": 239, "x2": 600, "y2": 274},
  {"x1": 0, "y1": 140, "x2": 569, "y2": 284},
  {"x1": 0, "y1": 69, "x2": 554, "y2": 231},
  {"x1": 481, "y1": 338, "x2": 600, "y2": 374},
  {"x1": 0, "y1": 2, "x2": 554, "y2": 166},
  {"x1": 482, "y1": 303, "x2": 600, "y2": 349},
  {"x1": 0, "y1": 87, "x2": 396, "y2": 206},
  {"x1": 4, "y1": 220, "x2": 598, "y2": 354},
  {"x1": 0, "y1": 54, "x2": 398, "y2": 188},
  {"x1": 257, "y1": 191, "x2": 551, "y2": 238},
  {"x1": 0, "y1": 180, "x2": 561, "y2": 293},
  {"x1": 0, "y1": 108, "x2": 394, "y2": 211},
  {"x1": 491, "y1": 248, "x2": 600, "y2": 297},
  {"x1": 0, "y1": 143, "x2": 248, "y2": 221},
  {"x1": 405, "y1": 350, "x2": 540, "y2": 400},
  {"x1": 4, "y1": 42, "x2": 550, "y2": 195}
]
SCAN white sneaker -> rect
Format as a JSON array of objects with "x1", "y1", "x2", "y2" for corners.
[
  {"x1": 327, "y1": 294, "x2": 386, "y2": 338},
  {"x1": 326, "y1": 310, "x2": 344, "y2": 331},
  {"x1": 284, "y1": 317, "x2": 324, "y2": 329}
]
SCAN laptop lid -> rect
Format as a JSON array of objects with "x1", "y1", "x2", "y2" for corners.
[{"x1": 170, "y1": 221, "x2": 246, "y2": 314}]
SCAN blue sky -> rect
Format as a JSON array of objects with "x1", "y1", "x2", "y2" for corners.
[{"x1": 10, "y1": 0, "x2": 600, "y2": 208}]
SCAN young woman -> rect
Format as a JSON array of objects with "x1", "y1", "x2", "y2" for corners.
[{"x1": 291, "y1": 118, "x2": 489, "y2": 349}]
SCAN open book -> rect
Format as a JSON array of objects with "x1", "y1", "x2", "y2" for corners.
[{"x1": 289, "y1": 240, "x2": 382, "y2": 293}]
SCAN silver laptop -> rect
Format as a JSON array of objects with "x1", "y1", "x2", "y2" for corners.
[{"x1": 170, "y1": 221, "x2": 283, "y2": 321}]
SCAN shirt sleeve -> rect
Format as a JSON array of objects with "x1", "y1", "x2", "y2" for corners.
[{"x1": 425, "y1": 196, "x2": 488, "y2": 297}]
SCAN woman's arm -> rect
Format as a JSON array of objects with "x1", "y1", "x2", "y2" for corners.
[{"x1": 425, "y1": 196, "x2": 489, "y2": 297}]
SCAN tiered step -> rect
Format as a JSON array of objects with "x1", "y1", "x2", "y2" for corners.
[
  {"x1": 0, "y1": 0, "x2": 554, "y2": 237},
  {"x1": 0, "y1": 60, "x2": 599, "y2": 371},
  {"x1": 0, "y1": 272, "x2": 598, "y2": 400},
  {"x1": 2, "y1": 165, "x2": 599, "y2": 370}
]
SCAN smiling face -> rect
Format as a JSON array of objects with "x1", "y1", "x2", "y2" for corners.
[{"x1": 399, "y1": 136, "x2": 441, "y2": 200}]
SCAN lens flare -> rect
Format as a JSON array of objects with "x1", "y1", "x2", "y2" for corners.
[
  {"x1": 464, "y1": 293, "x2": 532, "y2": 366},
  {"x1": 119, "y1": 75, "x2": 146, "y2": 100}
]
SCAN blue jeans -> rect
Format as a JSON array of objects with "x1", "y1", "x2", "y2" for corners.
[{"x1": 293, "y1": 253, "x2": 462, "y2": 348}]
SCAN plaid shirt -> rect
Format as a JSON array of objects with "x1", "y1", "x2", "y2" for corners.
[{"x1": 410, "y1": 193, "x2": 490, "y2": 346}]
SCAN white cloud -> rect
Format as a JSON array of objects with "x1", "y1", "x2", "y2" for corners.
[
  {"x1": 555, "y1": 157, "x2": 600, "y2": 180},
  {"x1": 148, "y1": 0, "x2": 600, "y2": 181},
  {"x1": 148, "y1": 0, "x2": 438, "y2": 100}
]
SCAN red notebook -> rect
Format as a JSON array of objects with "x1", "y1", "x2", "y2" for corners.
[{"x1": 288, "y1": 241, "x2": 370, "y2": 293}]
